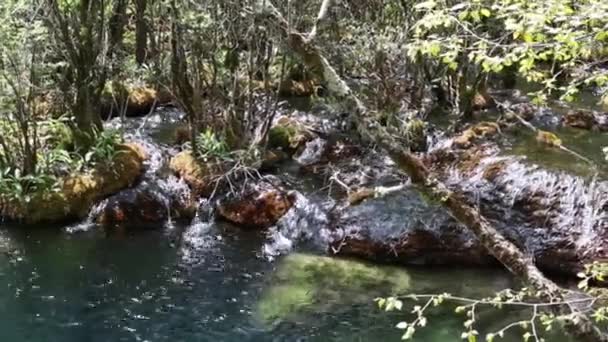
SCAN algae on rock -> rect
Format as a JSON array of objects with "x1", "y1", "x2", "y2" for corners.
[{"x1": 255, "y1": 253, "x2": 411, "y2": 323}]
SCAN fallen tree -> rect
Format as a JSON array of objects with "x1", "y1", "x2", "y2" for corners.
[{"x1": 252, "y1": 1, "x2": 608, "y2": 341}]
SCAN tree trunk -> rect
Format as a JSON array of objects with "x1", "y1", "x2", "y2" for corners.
[
  {"x1": 109, "y1": 0, "x2": 128, "y2": 52},
  {"x1": 135, "y1": 0, "x2": 149, "y2": 65},
  {"x1": 253, "y1": 1, "x2": 608, "y2": 341}
]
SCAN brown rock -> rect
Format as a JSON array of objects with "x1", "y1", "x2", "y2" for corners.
[
  {"x1": 217, "y1": 182, "x2": 296, "y2": 229},
  {"x1": 471, "y1": 90, "x2": 495, "y2": 111},
  {"x1": 562, "y1": 110, "x2": 597, "y2": 130},
  {"x1": 452, "y1": 122, "x2": 500, "y2": 148}
]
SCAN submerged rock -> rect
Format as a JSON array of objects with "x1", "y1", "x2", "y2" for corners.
[
  {"x1": 255, "y1": 253, "x2": 410, "y2": 323},
  {"x1": 0, "y1": 143, "x2": 146, "y2": 224},
  {"x1": 216, "y1": 181, "x2": 296, "y2": 229}
]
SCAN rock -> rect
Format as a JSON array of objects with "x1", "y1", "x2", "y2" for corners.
[
  {"x1": 169, "y1": 151, "x2": 226, "y2": 196},
  {"x1": 0, "y1": 143, "x2": 146, "y2": 223},
  {"x1": 562, "y1": 110, "x2": 597, "y2": 130},
  {"x1": 471, "y1": 89, "x2": 495, "y2": 111},
  {"x1": 255, "y1": 253, "x2": 410, "y2": 323},
  {"x1": 216, "y1": 181, "x2": 296, "y2": 229},
  {"x1": 96, "y1": 188, "x2": 168, "y2": 228},
  {"x1": 329, "y1": 191, "x2": 493, "y2": 267},
  {"x1": 268, "y1": 116, "x2": 316, "y2": 153},
  {"x1": 452, "y1": 122, "x2": 500, "y2": 148},
  {"x1": 293, "y1": 137, "x2": 328, "y2": 166},
  {"x1": 101, "y1": 83, "x2": 172, "y2": 118},
  {"x1": 95, "y1": 186, "x2": 196, "y2": 229}
]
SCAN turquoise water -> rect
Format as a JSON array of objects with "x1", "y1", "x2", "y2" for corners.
[{"x1": 0, "y1": 223, "x2": 571, "y2": 342}]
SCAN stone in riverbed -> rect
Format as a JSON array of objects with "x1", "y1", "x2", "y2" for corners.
[{"x1": 216, "y1": 181, "x2": 297, "y2": 229}]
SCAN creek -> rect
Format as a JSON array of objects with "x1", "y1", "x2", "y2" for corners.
[{"x1": 1, "y1": 98, "x2": 601, "y2": 341}]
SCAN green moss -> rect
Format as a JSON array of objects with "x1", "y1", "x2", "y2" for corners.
[
  {"x1": 255, "y1": 253, "x2": 411, "y2": 324},
  {"x1": 268, "y1": 125, "x2": 299, "y2": 150}
]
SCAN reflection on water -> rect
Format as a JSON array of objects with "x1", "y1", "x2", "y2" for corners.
[{"x1": 0, "y1": 225, "x2": 574, "y2": 342}]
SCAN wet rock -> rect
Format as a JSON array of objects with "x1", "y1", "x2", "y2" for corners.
[
  {"x1": 452, "y1": 122, "x2": 501, "y2": 149},
  {"x1": 562, "y1": 110, "x2": 598, "y2": 130},
  {"x1": 96, "y1": 188, "x2": 168, "y2": 228},
  {"x1": 268, "y1": 116, "x2": 316, "y2": 153},
  {"x1": 328, "y1": 191, "x2": 493, "y2": 267},
  {"x1": 0, "y1": 143, "x2": 147, "y2": 223},
  {"x1": 95, "y1": 179, "x2": 196, "y2": 229},
  {"x1": 169, "y1": 151, "x2": 226, "y2": 196},
  {"x1": 216, "y1": 181, "x2": 297, "y2": 229}
]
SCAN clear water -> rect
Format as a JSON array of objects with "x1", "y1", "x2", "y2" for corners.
[{"x1": 0, "y1": 223, "x2": 573, "y2": 342}]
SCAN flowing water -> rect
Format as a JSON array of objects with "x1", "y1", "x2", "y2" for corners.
[
  {"x1": 0, "y1": 224, "x2": 572, "y2": 342},
  {"x1": 0, "y1": 103, "x2": 590, "y2": 341}
]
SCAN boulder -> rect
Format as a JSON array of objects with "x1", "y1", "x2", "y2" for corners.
[
  {"x1": 328, "y1": 190, "x2": 493, "y2": 267},
  {"x1": 0, "y1": 143, "x2": 146, "y2": 224},
  {"x1": 216, "y1": 181, "x2": 296, "y2": 229}
]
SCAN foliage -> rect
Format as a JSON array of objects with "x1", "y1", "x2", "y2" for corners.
[
  {"x1": 408, "y1": 0, "x2": 608, "y2": 108},
  {"x1": 194, "y1": 129, "x2": 230, "y2": 162},
  {"x1": 377, "y1": 262, "x2": 608, "y2": 341}
]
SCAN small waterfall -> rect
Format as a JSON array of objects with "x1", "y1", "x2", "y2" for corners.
[
  {"x1": 64, "y1": 200, "x2": 107, "y2": 233},
  {"x1": 263, "y1": 191, "x2": 331, "y2": 259},
  {"x1": 179, "y1": 199, "x2": 219, "y2": 264},
  {"x1": 443, "y1": 150, "x2": 608, "y2": 264},
  {"x1": 68, "y1": 107, "x2": 193, "y2": 231}
]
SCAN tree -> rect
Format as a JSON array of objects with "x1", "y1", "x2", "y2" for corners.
[{"x1": 45, "y1": 0, "x2": 110, "y2": 147}]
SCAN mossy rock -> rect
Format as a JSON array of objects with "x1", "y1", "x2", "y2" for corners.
[
  {"x1": 452, "y1": 122, "x2": 500, "y2": 149},
  {"x1": 268, "y1": 116, "x2": 315, "y2": 152},
  {"x1": 169, "y1": 151, "x2": 227, "y2": 196},
  {"x1": 255, "y1": 253, "x2": 410, "y2": 324},
  {"x1": 0, "y1": 143, "x2": 146, "y2": 224},
  {"x1": 101, "y1": 82, "x2": 171, "y2": 118}
]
